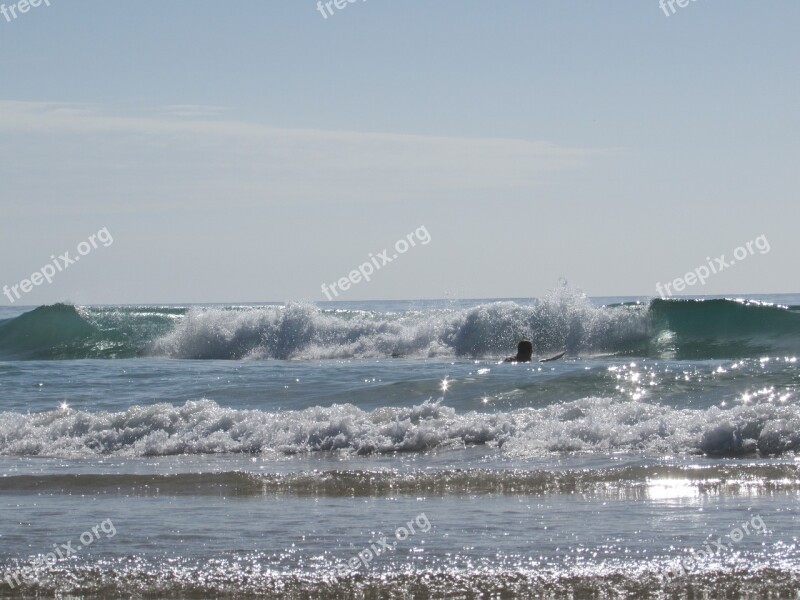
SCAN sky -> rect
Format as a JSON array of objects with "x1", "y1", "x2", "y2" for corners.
[{"x1": 0, "y1": 0, "x2": 798, "y2": 304}]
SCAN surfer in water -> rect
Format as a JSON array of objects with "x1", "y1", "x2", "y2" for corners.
[
  {"x1": 504, "y1": 340, "x2": 533, "y2": 363},
  {"x1": 504, "y1": 341, "x2": 566, "y2": 363}
]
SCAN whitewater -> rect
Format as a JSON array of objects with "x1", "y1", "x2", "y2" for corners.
[{"x1": 1, "y1": 290, "x2": 799, "y2": 597}]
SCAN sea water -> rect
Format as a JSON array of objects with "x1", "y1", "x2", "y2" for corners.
[{"x1": 1, "y1": 289, "x2": 799, "y2": 597}]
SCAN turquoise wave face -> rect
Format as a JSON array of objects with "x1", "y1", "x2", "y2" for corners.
[
  {"x1": 0, "y1": 304, "x2": 180, "y2": 360},
  {"x1": 1, "y1": 296, "x2": 799, "y2": 361},
  {"x1": 649, "y1": 298, "x2": 800, "y2": 358}
]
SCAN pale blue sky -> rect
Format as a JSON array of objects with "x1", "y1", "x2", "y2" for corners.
[{"x1": 1, "y1": 0, "x2": 798, "y2": 304}]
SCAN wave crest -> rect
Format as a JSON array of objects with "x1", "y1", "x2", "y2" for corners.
[{"x1": 2, "y1": 292, "x2": 799, "y2": 361}]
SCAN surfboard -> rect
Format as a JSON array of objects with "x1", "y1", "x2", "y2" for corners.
[{"x1": 539, "y1": 350, "x2": 566, "y2": 363}]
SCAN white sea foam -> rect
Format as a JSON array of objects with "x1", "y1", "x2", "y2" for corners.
[
  {"x1": 1, "y1": 396, "x2": 798, "y2": 458},
  {"x1": 149, "y1": 288, "x2": 649, "y2": 360}
]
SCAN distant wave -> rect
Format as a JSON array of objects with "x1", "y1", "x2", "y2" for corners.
[
  {"x1": 2, "y1": 396, "x2": 799, "y2": 458},
  {"x1": 1, "y1": 291, "x2": 799, "y2": 361}
]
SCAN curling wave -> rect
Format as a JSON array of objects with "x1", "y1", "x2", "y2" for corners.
[{"x1": 1, "y1": 292, "x2": 798, "y2": 361}]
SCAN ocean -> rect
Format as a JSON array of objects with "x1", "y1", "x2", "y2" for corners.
[{"x1": 1, "y1": 288, "x2": 799, "y2": 598}]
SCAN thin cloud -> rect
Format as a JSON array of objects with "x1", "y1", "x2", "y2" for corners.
[{"x1": 0, "y1": 101, "x2": 612, "y2": 216}]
